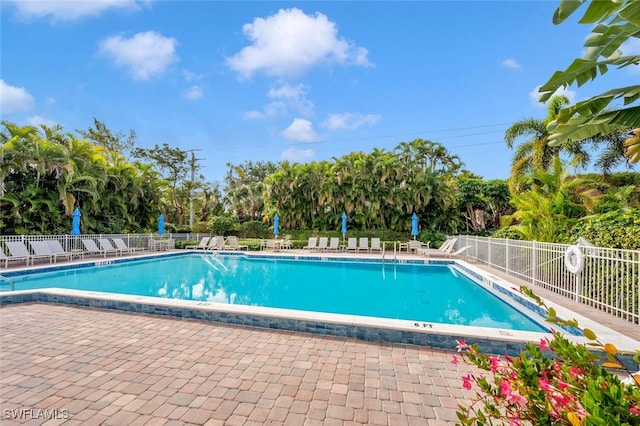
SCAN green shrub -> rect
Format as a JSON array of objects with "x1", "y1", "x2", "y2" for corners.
[
  {"x1": 571, "y1": 210, "x2": 640, "y2": 249},
  {"x1": 491, "y1": 227, "x2": 523, "y2": 240},
  {"x1": 238, "y1": 220, "x2": 269, "y2": 238},
  {"x1": 207, "y1": 215, "x2": 239, "y2": 236}
]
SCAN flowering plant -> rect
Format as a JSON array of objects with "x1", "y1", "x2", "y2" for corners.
[{"x1": 455, "y1": 286, "x2": 640, "y2": 426}]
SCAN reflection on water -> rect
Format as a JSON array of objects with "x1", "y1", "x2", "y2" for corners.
[{"x1": 11, "y1": 254, "x2": 545, "y2": 332}]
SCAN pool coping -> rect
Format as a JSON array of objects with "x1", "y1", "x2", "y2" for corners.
[{"x1": 1, "y1": 250, "x2": 638, "y2": 367}]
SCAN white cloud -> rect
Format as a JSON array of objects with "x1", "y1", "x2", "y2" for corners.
[
  {"x1": 182, "y1": 85, "x2": 203, "y2": 100},
  {"x1": 267, "y1": 83, "x2": 313, "y2": 115},
  {"x1": 323, "y1": 113, "x2": 381, "y2": 130},
  {"x1": 244, "y1": 83, "x2": 314, "y2": 120},
  {"x1": 281, "y1": 147, "x2": 315, "y2": 162},
  {"x1": 182, "y1": 69, "x2": 204, "y2": 82},
  {"x1": 24, "y1": 115, "x2": 57, "y2": 127},
  {"x1": 281, "y1": 118, "x2": 319, "y2": 142},
  {"x1": 99, "y1": 31, "x2": 178, "y2": 80},
  {"x1": 226, "y1": 8, "x2": 372, "y2": 78},
  {"x1": 0, "y1": 80, "x2": 35, "y2": 113},
  {"x1": 5, "y1": 0, "x2": 143, "y2": 22},
  {"x1": 243, "y1": 102, "x2": 286, "y2": 119},
  {"x1": 529, "y1": 85, "x2": 576, "y2": 108},
  {"x1": 501, "y1": 58, "x2": 521, "y2": 69}
]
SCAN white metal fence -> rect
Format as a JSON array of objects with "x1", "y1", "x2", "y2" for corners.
[{"x1": 455, "y1": 235, "x2": 640, "y2": 325}]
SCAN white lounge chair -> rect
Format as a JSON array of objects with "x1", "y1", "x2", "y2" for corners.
[
  {"x1": 112, "y1": 238, "x2": 145, "y2": 255},
  {"x1": 357, "y1": 237, "x2": 369, "y2": 253},
  {"x1": 81, "y1": 239, "x2": 109, "y2": 257},
  {"x1": 317, "y1": 237, "x2": 328, "y2": 252},
  {"x1": 7, "y1": 241, "x2": 49, "y2": 265},
  {"x1": 417, "y1": 238, "x2": 458, "y2": 257},
  {"x1": 44, "y1": 240, "x2": 73, "y2": 262},
  {"x1": 327, "y1": 237, "x2": 340, "y2": 251},
  {"x1": 28, "y1": 241, "x2": 55, "y2": 264},
  {"x1": 225, "y1": 236, "x2": 248, "y2": 251},
  {"x1": 346, "y1": 238, "x2": 358, "y2": 252},
  {"x1": 445, "y1": 245, "x2": 472, "y2": 259},
  {"x1": 0, "y1": 245, "x2": 29, "y2": 267},
  {"x1": 303, "y1": 237, "x2": 318, "y2": 251},
  {"x1": 186, "y1": 237, "x2": 211, "y2": 250},
  {"x1": 206, "y1": 236, "x2": 226, "y2": 251},
  {"x1": 370, "y1": 238, "x2": 382, "y2": 254},
  {"x1": 97, "y1": 238, "x2": 121, "y2": 256}
]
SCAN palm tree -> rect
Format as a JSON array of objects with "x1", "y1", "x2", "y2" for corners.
[{"x1": 504, "y1": 95, "x2": 590, "y2": 190}]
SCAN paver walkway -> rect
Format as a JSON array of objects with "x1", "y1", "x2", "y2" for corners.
[{"x1": 0, "y1": 304, "x2": 477, "y2": 425}]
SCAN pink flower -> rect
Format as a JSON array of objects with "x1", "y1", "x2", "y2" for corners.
[
  {"x1": 631, "y1": 405, "x2": 640, "y2": 416},
  {"x1": 456, "y1": 340, "x2": 468, "y2": 352},
  {"x1": 568, "y1": 367, "x2": 583, "y2": 379},
  {"x1": 498, "y1": 380, "x2": 527, "y2": 409},
  {"x1": 505, "y1": 390, "x2": 527, "y2": 408},
  {"x1": 539, "y1": 338, "x2": 549, "y2": 351},
  {"x1": 557, "y1": 380, "x2": 570, "y2": 390},
  {"x1": 451, "y1": 355, "x2": 459, "y2": 366},
  {"x1": 462, "y1": 374, "x2": 473, "y2": 390},
  {"x1": 538, "y1": 377, "x2": 552, "y2": 391},
  {"x1": 499, "y1": 380, "x2": 512, "y2": 395},
  {"x1": 489, "y1": 356, "x2": 501, "y2": 373}
]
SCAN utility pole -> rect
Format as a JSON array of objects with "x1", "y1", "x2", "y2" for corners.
[{"x1": 186, "y1": 149, "x2": 203, "y2": 229}]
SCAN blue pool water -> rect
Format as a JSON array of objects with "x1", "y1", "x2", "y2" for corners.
[{"x1": 6, "y1": 254, "x2": 546, "y2": 332}]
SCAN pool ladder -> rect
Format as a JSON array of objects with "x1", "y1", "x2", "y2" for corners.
[{"x1": 0, "y1": 274, "x2": 15, "y2": 291}]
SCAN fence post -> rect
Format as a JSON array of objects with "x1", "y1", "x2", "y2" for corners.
[
  {"x1": 532, "y1": 240, "x2": 537, "y2": 286},
  {"x1": 488, "y1": 237, "x2": 492, "y2": 267},
  {"x1": 506, "y1": 239, "x2": 510, "y2": 275}
]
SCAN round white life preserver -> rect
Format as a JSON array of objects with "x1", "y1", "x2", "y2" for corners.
[{"x1": 564, "y1": 245, "x2": 585, "y2": 274}]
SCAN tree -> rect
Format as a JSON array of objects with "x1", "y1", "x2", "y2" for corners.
[
  {"x1": 504, "y1": 96, "x2": 590, "y2": 190},
  {"x1": 539, "y1": 0, "x2": 640, "y2": 162},
  {"x1": 133, "y1": 144, "x2": 188, "y2": 227},
  {"x1": 501, "y1": 158, "x2": 594, "y2": 242},
  {"x1": 78, "y1": 118, "x2": 137, "y2": 161},
  {"x1": 224, "y1": 161, "x2": 279, "y2": 222}
]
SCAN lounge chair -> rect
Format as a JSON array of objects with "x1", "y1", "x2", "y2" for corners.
[
  {"x1": 7, "y1": 241, "x2": 49, "y2": 266},
  {"x1": 370, "y1": 238, "x2": 382, "y2": 254},
  {"x1": 81, "y1": 239, "x2": 109, "y2": 258},
  {"x1": 206, "y1": 236, "x2": 226, "y2": 251},
  {"x1": 97, "y1": 238, "x2": 122, "y2": 256},
  {"x1": 28, "y1": 241, "x2": 55, "y2": 264},
  {"x1": 44, "y1": 240, "x2": 73, "y2": 262},
  {"x1": 112, "y1": 238, "x2": 145, "y2": 255},
  {"x1": 317, "y1": 237, "x2": 328, "y2": 252},
  {"x1": 357, "y1": 237, "x2": 369, "y2": 253},
  {"x1": 185, "y1": 237, "x2": 211, "y2": 250},
  {"x1": 445, "y1": 245, "x2": 472, "y2": 259},
  {"x1": 407, "y1": 240, "x2": 428, "y2": 253},
  {"x1": 346, "y1": 238, "x2": 358, "y2": 252},
  {"x1": 417, "y1": 238, "x2": 459, "y2": 258},
  {"x1": 303, "y1": 237, "x2": 318, "y2": 251},
  {"x1": 0, "y1": 245, "x2": 29, "y2": 267},
  {"x1": 225, "y1": 236, "x2": 248, "y2": 251},
  {"x1": 327, "y1": 237, "x2": 340, "y2": 251},
  {"x1": 264, "y1": 239, "x2": 281, "y2": 251}
]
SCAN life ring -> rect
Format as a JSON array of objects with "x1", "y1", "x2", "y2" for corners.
[{"x1": 564, "y1": 245, "x2": 585, "y2": 274}]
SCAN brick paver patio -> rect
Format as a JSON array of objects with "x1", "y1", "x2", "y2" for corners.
[{"x1": 0, "y1": 304, "x2": 478, "y2": 425}]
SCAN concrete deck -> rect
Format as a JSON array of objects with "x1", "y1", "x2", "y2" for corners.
[{"x1": 1, "y1": 303, "x2": 477, "y2": 425}]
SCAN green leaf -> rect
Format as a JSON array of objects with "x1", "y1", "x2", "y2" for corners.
[
  {"x1": 583, "y1": 328, "x2": 597, "y2": 340},
  {"x1": 553, "y1": 0, "x2": 585, "y2": 24}
]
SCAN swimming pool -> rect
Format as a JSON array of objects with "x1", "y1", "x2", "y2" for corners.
[{"x1": 2, "y1": 253, "x2": 545, "y2": 332}]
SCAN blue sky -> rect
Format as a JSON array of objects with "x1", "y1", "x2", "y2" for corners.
[{"x1": 1, "y1": 1, "x2": 638, "y2": 185}]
